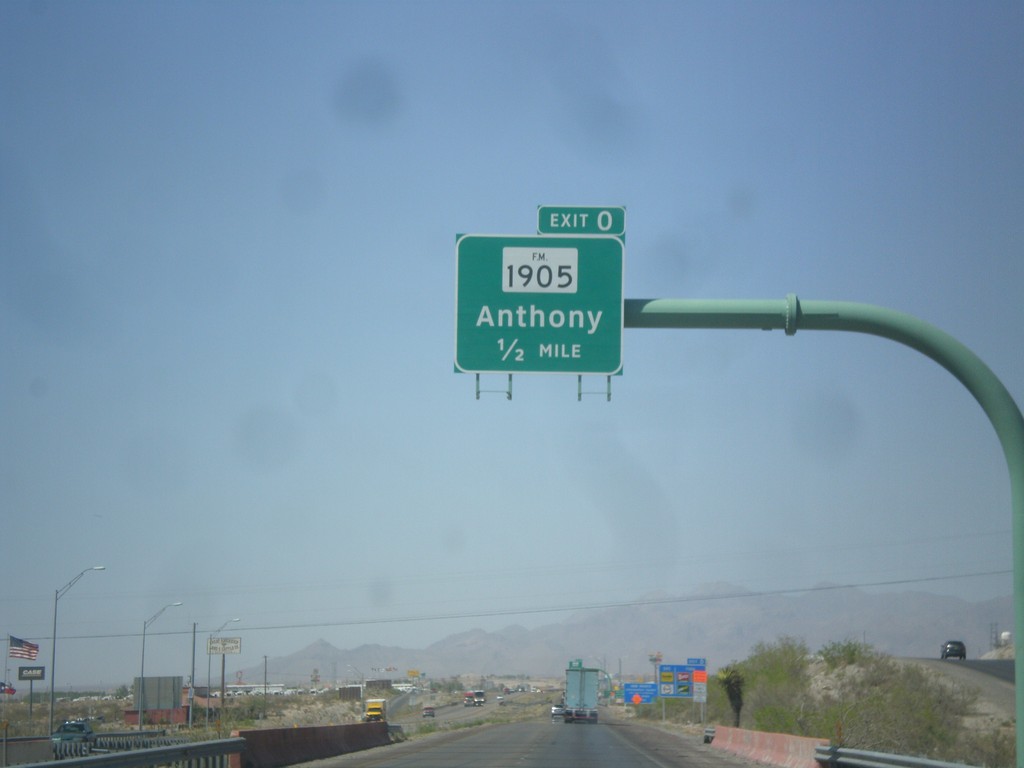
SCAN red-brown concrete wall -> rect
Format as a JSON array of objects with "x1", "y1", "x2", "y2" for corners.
[
  {"x1": 710, "y1": 725, "x2": 827, "y2": 768},
  {"x1": 229, "y1": 722, "x2": 391, "y2": 768},
  {"x1": 123, "y1": 706, "x2": 189, "y2": 725}
]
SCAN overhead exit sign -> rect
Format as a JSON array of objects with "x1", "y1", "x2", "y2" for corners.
[
  {"x1": 538, "y1": 205, "x2": 625, "y2": 236},
  {"x1": 455, "y1": 234, "x2": 623, "y2": 375}
]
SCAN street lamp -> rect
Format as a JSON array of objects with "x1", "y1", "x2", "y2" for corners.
[
  {"x1": 347, "y1": 665, "x2": 365, "y2": 706},
  {"x1": 649, "y1": 651, "x2": 662, "y2": 684},
  {"x1": 138, "y1": 601, "x2": 183, "y2": 730},
  {"x1": 206, "y1": 618, "x2": 239, "y2": 728},
  {"x1": 49, "y1": 566, "x2": 105, "y2": 735},
  {"x1": 347, "y1": 664, "x2": 365, "y2": 690}
]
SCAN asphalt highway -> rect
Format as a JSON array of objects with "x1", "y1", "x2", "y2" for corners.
[{"x1": 296, "y1": 718, "x2": 762, "y2": 768}]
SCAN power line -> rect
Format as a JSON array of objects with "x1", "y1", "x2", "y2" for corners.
[{"x1": 46, "y1": 568, "x2": 1011, "y2": 643}]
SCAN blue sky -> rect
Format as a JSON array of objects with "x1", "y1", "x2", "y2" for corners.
[{"x1": 2, "y1": 0, "x2": 1022, "y2": 688}]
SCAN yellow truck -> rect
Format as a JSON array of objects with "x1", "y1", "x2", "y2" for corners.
[{"x1": 363, "y1": 698, "x2": 387, "y2": 722}]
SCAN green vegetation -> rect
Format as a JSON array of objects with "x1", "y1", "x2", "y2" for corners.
[
  {"x1": 818, "y1": 639, "x2": 875, "y2": 669},
  {"x1": 633, "y1": 637, "x2": 1014, "y2": 768},
  {"x1": 716, "y1": 665, "x2": 744, "y2": 727}
]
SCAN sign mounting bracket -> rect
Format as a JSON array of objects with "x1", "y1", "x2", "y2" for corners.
[
  {"x1": 475, "y1": 373, "x2": 513, "y2": 400},
  {"x1": 577, "y1": 375, "x2": 612, "y2": 402}
]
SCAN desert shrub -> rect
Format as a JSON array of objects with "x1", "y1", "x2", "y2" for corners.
[
  {"x1": 813, "y1": 655, "x2": 974, "y2": 758},
  {"x1": 742, "y1": 637, "x2": 812, "y2": 732},
  {"x1": 953, "y1": 728, "x2": 1015, "y2": 768},
  {"x1": 754, "y1": 703, "x2": 806, "y2": 734},
  {"x1": 819, "y1": 639, "x2": 875, "y2": 670},
  {"x1": 745, "y1": 636, "x2": 811, "y2": 686}
]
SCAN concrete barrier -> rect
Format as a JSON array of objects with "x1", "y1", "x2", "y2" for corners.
[
  {"x1": 709, "y1": 725, "x2": 827, "y2": 768},
  {"x1": 1, "y1": 737, "x2": 53, "y2": 765},
  {"x1": 229, "y1": 722, "x2": 391, "y2": 768}
]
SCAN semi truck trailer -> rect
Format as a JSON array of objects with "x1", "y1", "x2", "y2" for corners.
[{"x1": 563, "y1": 667, "x2": 599, "y2": 723}]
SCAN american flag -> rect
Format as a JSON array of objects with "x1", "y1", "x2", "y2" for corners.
[{"x1": 9, "y1": 636, "x2": 40, "y2": 660}]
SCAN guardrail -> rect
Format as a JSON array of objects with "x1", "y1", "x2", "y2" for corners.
[
  {"x1": 50, "y1": 730, "x2": 187, "y2": 760},
  {"x1": 22, "y1": 738, "x2": 244, "y2": 768},
  {"x1": 815, "y1": 744, "x2": 975, "y2": 768},
  {"x1": 95, "y1": 731, "x2": 190, "y2": 752}
]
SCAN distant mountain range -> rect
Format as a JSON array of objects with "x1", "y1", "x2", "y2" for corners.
[{"x1": 238, "y1": 583, "x2": 1013, "y2": 686}]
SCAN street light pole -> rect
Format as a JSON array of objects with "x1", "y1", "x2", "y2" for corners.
[
  {"x1": 188, "y1": 623, "x2": 196, "y2": 729},
  {"x1": 347, "y1": 665, "x2": 364, "y2": 705},
  {"x1": 263, "y1": 656, "x2": 268, "y2": 720},
  {"x1": 347, "y1": 664, "x2": 363, "y2": 688},
  {"x1": 138, "y1": 602, "x2": 182, "y2": 731},
  {"x1": 205, "y1": 618, "x2": 239, "y2": 729},
  {"x1": 48, "y1": 566, "x2": 104, "y2": 735}
]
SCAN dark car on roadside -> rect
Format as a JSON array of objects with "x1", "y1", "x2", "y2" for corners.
[
  {"x1": 52, "y1": 719, "x2": 97, "y2": 754},
  {"x1": 52, "y1": 720, "x2": 96, "y2": 743},
  {"x1": 941, "y1": 640, "x2": 966, "y2": 660},
  {"x1": 422, "y1": 706, "x2": 435, "y2": 718}
]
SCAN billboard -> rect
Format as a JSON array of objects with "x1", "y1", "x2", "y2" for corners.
[
  {"x1": 134, "y1": 675, "x2": 183, "y2": 711},
  {"x1": 19, "y1": 666, "x2": 45, "y2": 681},
  {"x1": 207, "y1": 636, "x2": 241, "y2": 654}
]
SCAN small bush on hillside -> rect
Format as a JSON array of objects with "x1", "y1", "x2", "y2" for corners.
[
  {"x1": 953, "y1": 728, "x2": 1015, "y2": 768},
  {"x1": 819, "y1": 639, "x2": 875, "y2": 669},
  {"x1": 742, "y1": 637, "x2": 811, "y2": 733}
]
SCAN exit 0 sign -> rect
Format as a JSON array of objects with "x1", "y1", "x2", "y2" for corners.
[
  {"x1": 537, "y1": 205, "x2": 626, "y2": 236},
  {"x1": 455, "y1": 234, "x2": 623, "y2": 375}
]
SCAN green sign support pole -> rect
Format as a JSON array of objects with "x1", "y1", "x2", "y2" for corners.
[{"x1": 625, "y1": 295, "x2": 1024, "y2": 763}]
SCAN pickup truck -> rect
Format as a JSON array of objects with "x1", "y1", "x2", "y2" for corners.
[{"x1": 52, "y1": 720, "x2": 96, "y2": 744}]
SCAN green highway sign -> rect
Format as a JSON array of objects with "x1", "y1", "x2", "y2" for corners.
[
  {"x1": 537, "y1": 205, "x2": 626, "y2": 236},
  {"x1": 455, "y1": 234, "x2": 624, "y2": 375}
]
